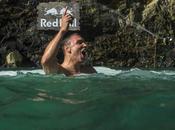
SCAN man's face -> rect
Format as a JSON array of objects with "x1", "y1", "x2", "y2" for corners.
[{"x1": 69, "y1": 34, "x2": 87, "y2": 63}]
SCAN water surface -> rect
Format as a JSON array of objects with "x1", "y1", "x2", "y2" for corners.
[{"x1": 0, "y1": 67, "x2": 175, "y2": 130}]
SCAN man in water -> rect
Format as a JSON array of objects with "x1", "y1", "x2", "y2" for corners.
[{"x1": 41, "y1": 8, "x2": 96, "y2": 76}]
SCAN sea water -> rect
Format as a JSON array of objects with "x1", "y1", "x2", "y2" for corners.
[{"x1": 0, "y1": 67, "x2": 175, "y2": 130}]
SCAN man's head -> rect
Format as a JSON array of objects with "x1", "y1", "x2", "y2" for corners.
[{"x1": 62, "y1": 33, "x2": 87, "y2": 64}]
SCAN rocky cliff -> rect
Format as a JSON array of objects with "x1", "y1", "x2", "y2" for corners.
[{"x1": 0, "y1": 0, "x2": 174, "y2": 68}]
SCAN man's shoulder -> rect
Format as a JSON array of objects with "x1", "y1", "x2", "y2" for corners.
[
  {"x1": 43, "y1": 64, "x2": 96, "y2": 75},
  {"x1": 80, "y1": 65, "x2": 97, "y2": 74}
]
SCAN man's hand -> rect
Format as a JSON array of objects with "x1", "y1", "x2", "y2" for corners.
[{"x1": 60, "y1": 7, "x2": 73, "y2": 33}]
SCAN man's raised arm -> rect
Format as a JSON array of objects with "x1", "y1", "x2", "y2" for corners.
[{"x1": 41, "y1": 7, "x2": 72, "y2": 74}]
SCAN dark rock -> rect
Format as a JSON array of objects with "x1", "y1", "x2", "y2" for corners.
[
  {"x1": 0, "y1": 0, "x2": 175, "y2": 68},
  {"x1": 165, "y1": 48, "x2": 175, "y2": 67},
  {"x1": 5, "y1": 50, "x2": 23, "y2": 67}
]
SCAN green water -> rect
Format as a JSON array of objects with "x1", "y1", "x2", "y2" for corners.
[{"x1": 0, "y1": 68, "x2": 175, "y2": 130}]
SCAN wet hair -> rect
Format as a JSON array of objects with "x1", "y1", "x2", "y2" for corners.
[
  {"x1": 60, "y1": 35, "x2": 71, "y2": 49},
  {"x1": 60, "y1": 32, "x2": 81, "y2": 50}
]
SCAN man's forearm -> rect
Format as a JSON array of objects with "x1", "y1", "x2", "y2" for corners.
[{"x1": 42, "y1": 30, "x2": 65, "y2": 63}]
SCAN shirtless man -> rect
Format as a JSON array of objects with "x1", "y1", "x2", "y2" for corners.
[{"x1": 41, "y1": 8, "x2": 96, "y2": 76}]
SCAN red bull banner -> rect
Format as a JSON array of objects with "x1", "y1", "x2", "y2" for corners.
[{"x1": 37, "y1": 1, "x2": 80, "y2": 30}]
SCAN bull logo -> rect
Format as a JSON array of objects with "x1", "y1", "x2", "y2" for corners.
[
  {"x1": 44, "y1": 8, "x2": 58, "y2": 16},
  {"x1": 60, "y1": 7, "x2": 73, "y2": 16}
]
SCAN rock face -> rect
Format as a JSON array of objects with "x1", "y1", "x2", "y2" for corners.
[
  {"x1": 6, "y1": 51, "x2": 22, "y2": 67},
  {"x1": 0, "y1": 0, "x2": 175, "y2": 68}
]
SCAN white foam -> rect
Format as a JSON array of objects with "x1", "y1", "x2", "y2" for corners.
[
  {"x1": 0, "y1": 67, "x2": 175, "y2": 77},
  {"x1": 0, "y1": 67, "x2": 121, "y2": 76},
  {"x1": 0, "y1": 71, "x2": 18, "y2": 76},
  {"x1": 150, "y1": 71, "x2": 161, "y2": 74},
  {"x1": 18, "y1": 69, "x2": 45, "y2": 75},
  {"x1": 94, "y1": 66, "x2": 122, "y2": 76},
  {"x1": 0, "y1": 69, "x2": 45, "y2": 76},
  {"x1": 151, "y1": 70, "x2": 175, "y2": 76}
]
